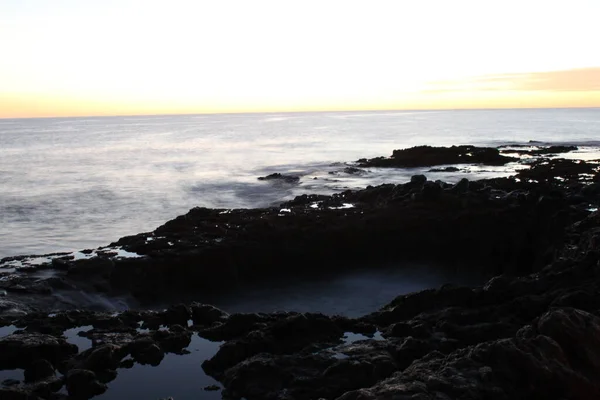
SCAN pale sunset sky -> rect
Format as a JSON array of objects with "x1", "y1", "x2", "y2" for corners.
[{"x1": 1, "y1": 0, "x2": 599, "y2": 118}]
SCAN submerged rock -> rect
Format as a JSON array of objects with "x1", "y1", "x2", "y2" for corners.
[
  {"x1": 257, "y1": 173, "x2": 300, "y2": 183},
  {"x1": 428, "y1": 166, "x2": 461, "y2": 172}
]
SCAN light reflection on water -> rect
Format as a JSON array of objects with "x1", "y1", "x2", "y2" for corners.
[
  {"x1": 0, "y1": 368, "x2": 23, "y2": 384},
  {"x1": 0, "y1": 264, "x2": 472, "y2": 397},
  {"x1": 197, "y1": 264, "x2": 480, "y2": 318},
  {"x1": 1, "y1": 109, "x2": 599, "y2": 258},
  {"x1": 63, "y1": 326, "x2": 93, "y2": 352},
  {"x1": 95, "y1": 334, "x2": 223, "y2": 400}
]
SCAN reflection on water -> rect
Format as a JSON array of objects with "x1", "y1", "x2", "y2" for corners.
[
  {"x1": 0, "y1": 368, "x2": 23, "y2": 385},
  {"x1": 201, "y1": 264, "x2": 479, "y2": 318},
  {"x1": 0, "y1": 262, "x2": 476, "y2": 397},
  {"x1": 0, "y1": 325, "x2": 223, "y2": 398},
  {"x1": 63, "y1": 325, "x2": 93, "y2": 352},
  {"x1": 343, "y1": 331, "x2": 385, "y2": 344},
  {"x1": 0, "y1": 325, "x2": 22, "y2": 386},
  {"x1": 95, "y1": 334, "x2": 223, "y2": 400},
  {"x1": 94, "y1": 265, "x2": 460, "y2": 400},
  {"x1": 0, "y1": 325, "x2": 17, "y2": 336}
]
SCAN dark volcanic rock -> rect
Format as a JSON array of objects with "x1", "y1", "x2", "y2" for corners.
[
  {"x1": 338, "y1": 308, "x2": 600, "y2": 400},
  {"x1": 66, "y1": 369, "x2": 107, "y2": 399},
  {"x1": 69, "y1": 343, "x2": 124, "y2": 372},
  {"x1": 343, "y1": 166, "x2": 366, "y2": 175},
  {"x1": 531, "y1": 145, "x2": 578, "y2": 155},
  {"x1": 106, "y1": 169, "x2": 583, "y2": 299},
  {"x1": 329, "y1": 167, "x2": 367, "y2": 176},
  {"x1": 0, "y1": 299, "x2": 33, "y2": 318},
  {"x1": 409, "y1": 174, "x2": 427, "y2": 185},
  {"x1": 500, "y1": 144, "x2": 578, "y2": 156},
  {"x1": 129, "y1": 338, "x2": 165, "y2": 366},
  {"x1": 191, "y1": 303, "x2": 229, "y2": 326},
  {"x1": 257, "y1": 173, "x2": 300, "y2": 183},
  {"x1": 23, "y1": 359, "x2": 54, "y2": 383},
  {"x1": 517, "y1": 158, "x2": 600, "y2": 183},
  {"x1": 358, "y1": 145, "x2": 517, "y2": 168},
  {"x1": 198, "y1": 312, "x2": 272, "y2": 341},
  {"x1": 202, "y1": 313, "x2": 343, "y2": 377},
  {"x1": 428, "y1": 166, "x2": 461, "y2": 172},
  {"x1": 162, "y1": 304, "x2": 191, "y2": 326},
  {"x1": 0, "y1": 333, "x2": 77, "y2": 369},
  {"x1": 2, "y1": 146, "x2": 600, "y2": 400}
]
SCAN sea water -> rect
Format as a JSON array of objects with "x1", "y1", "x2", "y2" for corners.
[{"x1": 1, "y1": 108, "x2": 599, "y2": 258}]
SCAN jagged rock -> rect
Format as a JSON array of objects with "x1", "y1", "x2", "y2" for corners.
[
  {"x1": 190, "y1": 303, "x2": 229, "y2": 326},
  {"x1": 358, "y1": 145, "x2": 516, "y2": 168},
  {"x1": 343, "y1": 167, "x2": 366, "y2": 175},
  {"x1": 74, "y1": 344, "x2": 124, "y2": 372},
  {"x1": 429, "y1": 166, "x2": 461, "y2": 172},
  {"x1": 198, "y1": 313, "x2": 271, "y2": 341},
  {"x1": 517, "y1": 158, "x2": 600, "y2": 183},
  {"x1": 129, "y1": 338, "x2": 164, "y2": 366},
  {"x1": 257, "y1": 173, "x2": 300, "y2": 183},
  {"x1": 0, "y1": 299, "x2": 33, "y2": 318},
  {"x1": 203, "y1": 313, "x2": 343, "y2": 377},
  {"x1": 23, "y1": 359, "x2": 54, "y2": 383},
  {"x1": 152, "y1": 327, "x2": 191, "y2": 354},
  {"x1": 421, "y1": 181, "x2": 442, "y2": 200},
  {"x1": 65, "y1": 369, "x2": 107, "y2": 399},
  {"x1": 162, "y1": 304, "x2": 191, "y2": 326},
  {"x1": 66, "y1": 257, "x2": 114, "y2": 277},
  {"x1": 338, "y1": 308, "x2": 600, "y2": 400},
  {"x1": 451, "y1": 177, "x2": 470, "y2": 193},
  {"x1": 410, "y1": 175, "x2": 427, "y2": 185},
  {"x1": 0, "y1": 333, "x2": 77, "y2": 369}
]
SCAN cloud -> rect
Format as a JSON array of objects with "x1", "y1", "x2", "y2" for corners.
[{"x1": 425, "y1": 67, "x2": 600, "y2": 93}]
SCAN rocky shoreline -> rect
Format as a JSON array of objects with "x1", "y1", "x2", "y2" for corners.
[{"x1": 1, "y1": 144, "x2": 600, "y2": 399}]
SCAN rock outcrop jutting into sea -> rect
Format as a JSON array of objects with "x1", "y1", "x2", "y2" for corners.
[{"x1": 1, "y1": 144, "x2": 600, "y2": 400}]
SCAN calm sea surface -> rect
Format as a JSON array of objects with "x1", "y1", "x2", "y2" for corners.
[{"x1": 1, "y1": 108, "x2": 599, "y2": 258}]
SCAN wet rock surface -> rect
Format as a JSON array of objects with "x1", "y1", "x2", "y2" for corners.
[
  {"x1": 1, "y1": 146, "x2": 600, "y2": 399},
  {"x1": 257, "y1": 173, "x2": 300, "y2": 183},
  {"x1": 500, "y1": 144, "x2": 578, "y2": 156},
  {"x1": 357, "y1": 145, "x2": 518, "y2": 168}
]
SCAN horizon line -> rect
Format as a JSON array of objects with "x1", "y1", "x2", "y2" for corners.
[{"x1": 2, "y1": 105, "x2": 599, "y2": 121}]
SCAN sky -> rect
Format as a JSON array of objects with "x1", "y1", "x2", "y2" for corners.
[{"x1": 1, "y1": 0, "x2": 599, "y2": 118}]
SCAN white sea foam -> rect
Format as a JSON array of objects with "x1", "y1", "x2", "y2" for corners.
[
  {"x1": 329, "y1": 203, "x2": 354, "y2": 210},
  {"x1": 1, "y1": 110, "x2": 599, "y2": 258}
]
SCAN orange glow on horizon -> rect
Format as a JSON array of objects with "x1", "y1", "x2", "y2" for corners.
[
  {"x1": 2, "y1": 1, "x2": 600, "y2": 119},
  {"x1": 2, "y1": 84, "x2": 599, "y2": 119}
]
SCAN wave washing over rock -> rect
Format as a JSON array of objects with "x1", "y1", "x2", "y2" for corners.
[
  {"x1": 1, "y1": 144, "x2": 600, "y2": 399},
  {"x1": 2, "y1": 108, "x2": 600, "y2": 258}
]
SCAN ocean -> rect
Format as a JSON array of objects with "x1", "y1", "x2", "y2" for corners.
[{"x1": 1, "y1": 108, "x2": 599, "y2": 259}]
